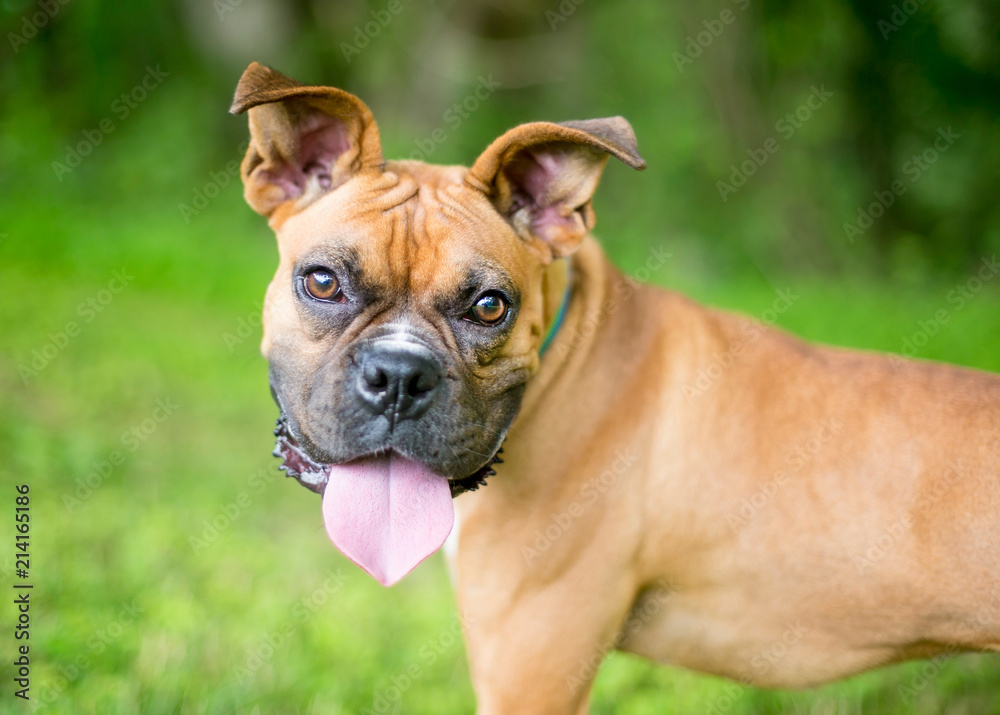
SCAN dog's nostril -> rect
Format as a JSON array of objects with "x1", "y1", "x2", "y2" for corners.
[
  {"x1": 363, "y1": 364, "x2": 389, "y2": 391},
  {"x1": 408, "y1": 371, "x2": 437, "y2": 397}
]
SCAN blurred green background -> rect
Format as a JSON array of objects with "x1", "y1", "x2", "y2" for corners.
[{"x1": 2, "y1": 0, "x2": 999, "y2": 713}]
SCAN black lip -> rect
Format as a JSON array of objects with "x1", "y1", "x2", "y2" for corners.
[
  {"x1": 272, "y1": 412, "x2": 503, "y2": 498},
  {"x1": 272, "y1": 414, "x2": 329, "y2": 493}
]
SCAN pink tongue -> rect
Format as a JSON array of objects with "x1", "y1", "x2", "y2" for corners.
[{"x1": 321, "y1": 454, "x2": 454, "y2": 586}]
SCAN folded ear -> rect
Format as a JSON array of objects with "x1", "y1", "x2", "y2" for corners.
[
  {"x1": 229, "y1": 62, "x2": 383, "y2": 217},
  {"x1": 465, "y1": 118, "x2": 645, "y2": 261}
]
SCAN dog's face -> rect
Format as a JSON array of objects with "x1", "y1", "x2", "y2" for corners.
[
  {"x1": 263, "y1": 167, "x2": 539, "y2": 481},
  {"x1": 232, "y1": 62, "x2": 644, "y2": 488}
]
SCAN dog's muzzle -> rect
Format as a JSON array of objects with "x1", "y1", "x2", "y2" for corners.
[{"x1": 272, "y1": 413, "x2": 503, "y2": 497}]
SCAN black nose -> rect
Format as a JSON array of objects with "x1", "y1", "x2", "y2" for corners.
[{"x1": 356, "y1": 342, "x2": 441, "y2": 423}]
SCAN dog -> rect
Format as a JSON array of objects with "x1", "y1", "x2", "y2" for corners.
[{"x1": 230, "y1": 62, "x2": 1000, "y2": 714}]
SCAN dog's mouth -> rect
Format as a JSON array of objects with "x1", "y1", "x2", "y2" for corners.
[
  {"x1": 271, "y1": 413, "x2": 502, "y2": 498},
  {"x1": 272, "y1": 413, "x2": 504, "y2": 586}
]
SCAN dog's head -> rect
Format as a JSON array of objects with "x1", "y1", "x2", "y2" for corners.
[
  {"x1": 231, "y1": 62, "x2": 644, "y2": 487},
  {"x1": 230, "y1": 62, "x2": 643, "y2": 584}
]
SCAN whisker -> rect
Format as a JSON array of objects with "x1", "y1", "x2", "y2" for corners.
[{"x1": 464, "y1": 420, "x2": 504, "y2": 439}]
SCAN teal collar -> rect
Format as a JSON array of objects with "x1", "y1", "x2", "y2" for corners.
[{"x1": 539, "y1": 263, "x2": 573, "y2": 357}]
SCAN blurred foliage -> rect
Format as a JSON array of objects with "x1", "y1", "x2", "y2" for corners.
[
  {"x1": 2, "y1": 0, "x2": 999, "y2": 279},
  {"x1": 2, "y1": 0, "x2": 1000, "y2": 713}
]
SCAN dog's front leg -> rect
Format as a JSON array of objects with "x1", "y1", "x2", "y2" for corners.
[
  {"x1": 459, "y1": 585, "x2": 617, "y2": 714},
  {"x1": 453, "y1": 539, "x2": 637, "y2": 715}
]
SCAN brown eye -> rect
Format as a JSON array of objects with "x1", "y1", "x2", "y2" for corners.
[
  {"x1": 469, "y1": 292, "x2": 508, "y2": 325},
  {"x1": 304, "y1": 270, "x2": 341, "y2": 301}
]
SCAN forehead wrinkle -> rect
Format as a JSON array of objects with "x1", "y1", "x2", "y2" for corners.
[
  {"x1": 407, "y1": 191, "x2": 453, "y2": 297},
  {"x1": 411, "y1": 185, "x2": 523, "y2": 296},
  {"x1": 437, "y1": 186, "x2": 493, "y2": 229},
  {"x1": 347, "y1": 174, "x2": 418, "y2": 291},
  {"x1": 395, "y1": 193, "x2": 467, "y2": 368},
  {"x1": 384, "y1": 204, "x2": 413, "y2": 293},
  {"x1": 366, "y1": 171, "x2": 419, "y2": 211}
]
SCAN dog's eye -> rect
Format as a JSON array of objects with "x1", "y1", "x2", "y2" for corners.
[
  {"x1": 467, "y1": 292, "x2": 508, "y2": 326},
  {"x1": 304, "y1": 270, "x2": 342, "y2": 302}
]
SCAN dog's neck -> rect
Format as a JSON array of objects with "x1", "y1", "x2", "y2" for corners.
[{"x1": 517, "y1": 237, "x2": 612, "y2": 423}]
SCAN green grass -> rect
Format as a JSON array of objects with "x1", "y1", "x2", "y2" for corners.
[{"x1": 2, "y1": 183, "x2": 999, "y2": 714}]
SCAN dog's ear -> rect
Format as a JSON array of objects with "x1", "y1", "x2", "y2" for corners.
[
  {"x1": 230, "y1": 62, "x2": 383, "y2": 218},
  {"x1": 465, "y1": 118, "x2": 645, "y2": 261}
]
